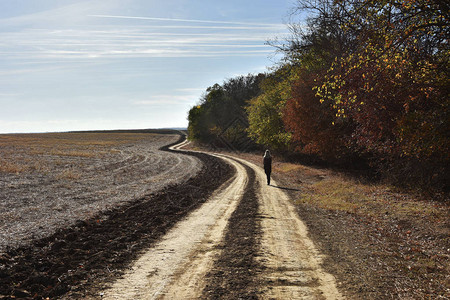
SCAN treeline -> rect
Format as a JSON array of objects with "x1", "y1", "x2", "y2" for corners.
[
  {"x1": 188, "y1": 0, "x2": 449, "y2": 192},
  {"x1": 188, "y1": 74, "x2": 266, "y2": 150}
]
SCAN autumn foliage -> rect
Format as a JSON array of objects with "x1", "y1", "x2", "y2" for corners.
[
  {"x1": 284, "y1": 70, "x2": 348, "y2": 159},
  {"x1": 313, "y1": 0, "x2": 449, "y2": 189},
  {"x1": 188, "y1": 0, "x2": 449, "y2": 192}
]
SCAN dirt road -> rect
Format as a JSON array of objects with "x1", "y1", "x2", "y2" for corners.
[{"x1": 100, "y1": 140, "x2": 343, "y2": 299}]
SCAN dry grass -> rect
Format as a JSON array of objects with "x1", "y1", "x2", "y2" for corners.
[
  {"x1": 274, "y1": 162, "x2": 305, "y2": 173},
  {"x1": 55, "y1": 168, "x2": 82, "y2": 180},
  {"x1": 0, "y1": 158, "x2": 28, "y2": 174},
  {"x1": 270, "y1": 158, "x2": 449, "y2": 298},
  {"x1": 0, "y1": 132, "x2": 157, "y2": 149},
  {"x1": 297, "y1": 178, "x2": 369, "y2": 212},
  {"x1": 281, "y1": 166, "x2": 446, "y2": 222}
]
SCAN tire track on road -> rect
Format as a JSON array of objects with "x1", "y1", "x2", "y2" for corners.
[
  {"x1": 201, "y1": 160, "x2": 261, "y2": 299},
  {"x1": 231, "y1": 156, "x2": 344, "y2": 299}
]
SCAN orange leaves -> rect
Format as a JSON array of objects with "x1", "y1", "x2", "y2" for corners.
[{"x1": 272, "y1": 0, "x2": 448, "y2": 190}]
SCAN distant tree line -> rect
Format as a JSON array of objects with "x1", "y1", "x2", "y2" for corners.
[
  {"x1": 188, "y1": 0, "x2": 449, "y2": 193},
  {"x1": 188, "y1": 74, "x2": 266, "y2": 150}
]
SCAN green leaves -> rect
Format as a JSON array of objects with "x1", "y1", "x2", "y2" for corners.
[
  {"x1": 246, "y1": 66, "x2": 298, "y2": 151},
  {"x1": 187, "y1": 74, "x2": 266, "y2": 150}
]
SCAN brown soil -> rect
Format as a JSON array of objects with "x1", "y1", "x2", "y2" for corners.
[
  {"x1": 0, "y1": 135, "x2": 234, "y2": 299},
  {"x1": 0, "y1": 132, "x2": 201, "y2": 252},
  {"x1": 202, "y1": 161, "x2": 262, "y2": 299},
  {"x1": 3, "y1": 136, "x2": 447, "y2": 299},
  {"x1": 98, "y1": 153, "x2": 249, "y2": 299}
]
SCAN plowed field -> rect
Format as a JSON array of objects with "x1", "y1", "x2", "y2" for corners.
[{"x1": 0, "y1": 132, "x2": 201, "y2": 252}]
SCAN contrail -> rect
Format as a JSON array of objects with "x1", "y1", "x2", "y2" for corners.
[{"x1": 88, "y1": 14, "x2": 283, "y2": 27}]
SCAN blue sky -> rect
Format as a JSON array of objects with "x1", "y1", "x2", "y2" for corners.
[{"x1": 0, "y1": 0, "x2": 295, "y2": 133}]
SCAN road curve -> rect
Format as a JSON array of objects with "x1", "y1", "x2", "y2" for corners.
[
  {"x1": 100, "y1": 138, "x2": 343, "y2": 299},
  {"x1": 101, "y1": 144, "x2": 246, "y2": 299}
]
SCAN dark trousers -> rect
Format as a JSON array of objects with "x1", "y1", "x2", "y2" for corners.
[{"x1": 265, "y1": 170, "x2": 271, "y2": 185}]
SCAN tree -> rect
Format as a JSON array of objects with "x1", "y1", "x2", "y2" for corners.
[
  {"x1": 187, "y1": 74, "x2": 266, "y2": 150},
  {"x1": 246, "y1": 66, "x2": 295, "y2": 151},
  {"x1": 316, "y1": 0, "x2": 449, "y2": 158},
  {"x1": 313, "y1": 0, "x2": 449, "y2": 188},
  {"x1": 283, "y1": 68, "x2": 351, "y2": 159},
  {"x1": 263, "y1": 0, "x2": 354, "y2": 158}
]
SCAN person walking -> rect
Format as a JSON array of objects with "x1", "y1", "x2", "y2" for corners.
[{"x1": 263, "y1": 149, "x2": 272, "y2": 185}]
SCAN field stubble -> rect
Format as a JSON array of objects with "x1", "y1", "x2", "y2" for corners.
[{"x1": 0, "y1": 132, "x2": 202, "y2": 252}]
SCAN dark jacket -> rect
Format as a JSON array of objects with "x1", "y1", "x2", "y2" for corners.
[{"x1": 263, "y1": 156, "x2": 272, "y2": 174}]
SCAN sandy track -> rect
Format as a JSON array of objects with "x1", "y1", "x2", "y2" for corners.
[
  {"x1": 233, "y1": 156, "x2": 343, "y2": 299},
  {"x1": 99, "y1": 141, "x2": 343, "y2": 299},
  {"x1": 101, "y1": 155, "x2": 246, "y2": 299}
]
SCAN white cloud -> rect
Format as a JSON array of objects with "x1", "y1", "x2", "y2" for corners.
[
  {"x1": 88, "y1": 14, "x2": 285, "y2": 28},
  {"x1": 0, "y1": 2, "x2": 289, "y2": 133},
  {"x1": 0, "y1": 25, "x2": 279, "y2": 61},
  {"x1": 0, "y1": 119, "x2": 179, "y2": 134},
  {"x1": 0, "y1": 92, "x2": 22, "y2": 98},
  {"x1": 0, "y1": 7, "x2": 288, "y2": 63},
  {"x1": 0, "y1": 0, "x2": 122, "y2": 27}
]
